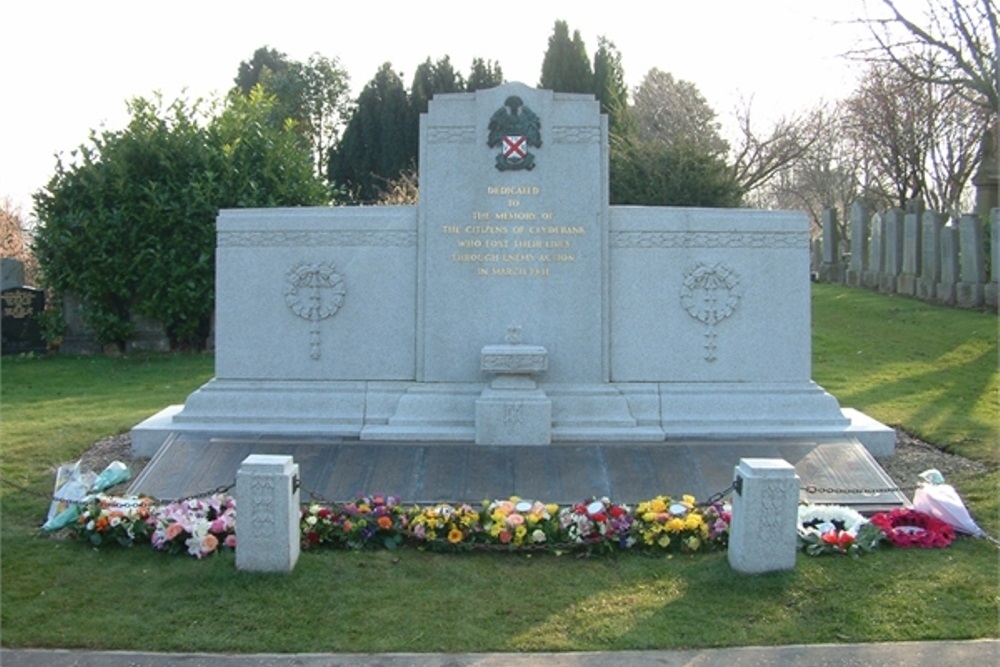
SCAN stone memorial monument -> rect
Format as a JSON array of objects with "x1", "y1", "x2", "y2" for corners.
[{"x1": 133, "y1": 83, "x2": 892, "y2": 464}]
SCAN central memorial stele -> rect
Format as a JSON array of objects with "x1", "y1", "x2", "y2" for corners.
[{"x1": 133, "y1": 83, "x2": 892, "y2": 457}]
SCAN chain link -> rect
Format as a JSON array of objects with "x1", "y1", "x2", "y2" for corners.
[
  {"x1": 801, "y1": 483, "x2": 919, "y2": 496},
  {"x1": 698, "y1": 483, "x2": 736, "y2": 507},
  {"x1": 1, "y1": 475, "x2": 235, "y2": 508}
]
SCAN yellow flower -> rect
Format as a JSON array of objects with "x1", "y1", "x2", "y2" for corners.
[
  {"x1": 666, "y1": 517, "x2": 685, "y2": 533},
  {"x1": 684, "y1": 514, "x2": 703, "y2": 530},
  {"x1": 682, "y1": 495, "x2": 696, "y2": 508},
  {"x1": 448, "y1": 528, "x2": 464, "y2": 544},
  {"x1": 546, "y1": 504, "x2": 559, "y2": 515},
  {"x1": 658, "y1": 534, "x2": 671, "y2": 548},
  {"x1": 642, "y1": 512, "x2": 657, "y2": 523},
  {"x1": 649, "y1": 497, "x2": 667, "y2": 513}
]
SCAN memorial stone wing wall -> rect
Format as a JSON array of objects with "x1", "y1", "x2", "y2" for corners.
[{"x1": 214, "y1": 206, "x2": 418, "y2": 381}]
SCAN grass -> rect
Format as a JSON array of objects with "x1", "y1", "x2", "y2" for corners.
[
  {"x1": 1, "y1": 286, "x2": 998, "y2": 652},
  {"x1": 811, "y1": 284, "x2": 998, "y2": 463}
]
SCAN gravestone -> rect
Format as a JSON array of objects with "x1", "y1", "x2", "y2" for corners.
[
  {"x1": 936, "y1": 221, "x2": 958, "y2": 305},
  {"x1": 59, "y1": 293, "x2": 101, "y2": 355},
  {"x1": 916, "y1": 211, "x2": 943, "y2": 301},
  {"x1": 986, "y1": 209, "x2": 999, "y2": 310},
  {"x1": 1, "y1": 257, "x2": 25, "y2": 291},
  {"x1": 818, "y1": 209, "x2": 843, "y2": 283},
  {"x1": 1, "y1": 286, "x2": 46, "y2": 354},
  {"x1": 956, "y1": 214, "x2": 986, "y2": 308},
  {"x1": 879, "y1": 209, "x2": 904, "y2": 294},
  {"x1": 897, "y1": 203, "x2": 923, "y2": 296},
  {"x1": 132, "y1": 83, "x2": 892, "y2": 463},
  {"x1": 864, "y1": 211, "x2": 883, "y2": 289},
  {"x1": 845, "y1": 200, "x2": 868, "y2": 287}
]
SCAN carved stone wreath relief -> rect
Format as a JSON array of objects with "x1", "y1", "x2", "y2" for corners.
[
  {"x1": 680, "y1": 262, "x2": 742, "y2": 362},
  {"x1": 284, "y1": 262, "x2": 346, "y2": 360}
]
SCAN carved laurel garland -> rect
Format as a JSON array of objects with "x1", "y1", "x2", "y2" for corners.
[
  {"x1": 680, "y1": 263, "x2": 742, "y2": 362},
  {"x1": 283, "y1": 262, "x2": 346, "y2": 360}
]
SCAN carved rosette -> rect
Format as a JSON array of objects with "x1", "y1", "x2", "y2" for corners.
[
  {"x1": 680, "y1": 263, "x2": 742, "y2": 362},
  {"x1": 283, "y1": 262, "x2": 346, "y2": 360}
]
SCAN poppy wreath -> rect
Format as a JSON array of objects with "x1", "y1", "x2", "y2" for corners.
[{"x1": 869, "y1": 508, "x2": 955, "y2": 548}]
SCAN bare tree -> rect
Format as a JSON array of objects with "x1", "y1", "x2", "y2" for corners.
[
  {"x1": 856, "y1": 0, "x2": 998, "y2": 212},
  {"x1": 729, "y1": 97, "x2": 828, "y2": 200},
  {"x1": 857, "y1": 0, "x2": 997, "y2": 111},
  {"x1": 843, "y1": 57, "x2": 988, "y2": 212},
  {"x1": 754, "y1": 103, "x2": 861, "y2": 238}
]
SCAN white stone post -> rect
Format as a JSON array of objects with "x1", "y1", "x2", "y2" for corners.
[
  {"x1": 727, "y1": 458, "x2": 800, "y2": 574},
  {"x1": 236, "y1": 454, "x2": 300, "y2": 573}
]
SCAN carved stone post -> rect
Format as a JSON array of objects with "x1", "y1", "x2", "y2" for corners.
[
  {"x1": 236, "y1": 454, "x2": 300, "y2": 572},
  {"x1": 727, "y1": 458, "x2": 800, "y2": 574}
]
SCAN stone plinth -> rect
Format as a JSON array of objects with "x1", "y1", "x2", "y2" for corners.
[
  {"x1": 476, "y1": 341, "x2": 551, "y2": 445},
  {"x1": 728, "y1": 458, "x2": 800, "y2": 574},
  {"x1": 235, "y1": 454, "x2": 300, "y2": 573}
]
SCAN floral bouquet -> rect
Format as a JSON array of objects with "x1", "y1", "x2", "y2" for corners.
[
  {"x1": 150, "y1": 493, "x2": 236, "y2": 558},
  {"x1": 301, "y1": 503, "x2": 339, "y2": 548},
  {"x1": 868, "y1": 508, "x2": 955, "y2": 548},
  {"x1": 71, "y1": 494, "x2": 154, "y2": 547},
  {"x1": 406, "y1": 502, "x2": 482, "y2": 550},
  {"x1": 302, "y1": 494, "x2": 408, "y2": 550},
  {"x1": 558, "y1": 497, "x2": 633, "y2": 552},
  {"x1": 482, "y1": 497, "x2": 561, "y2": 548},
  {"x1": 797, "y1": 503, "x2": 884, "y2": 557},
  {"x1": 631, "y1": 494, "x2": 729, "y2": 553}
]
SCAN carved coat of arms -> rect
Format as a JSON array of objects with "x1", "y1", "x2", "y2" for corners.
[{"x1": 488, "y1": 95, "x2": 541, "y2": 171}]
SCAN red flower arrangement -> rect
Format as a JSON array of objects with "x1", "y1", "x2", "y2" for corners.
[{"x1": 869, "y1": 508, "x2": 955, "y2": 548}]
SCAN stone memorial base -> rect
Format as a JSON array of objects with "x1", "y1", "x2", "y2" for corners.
[
  {"x1": 132, "y1": 379, "x2": 895, "y2": 458},
  {"x1": 129, "y1": 432, "x2": 907, "y2": 513}
]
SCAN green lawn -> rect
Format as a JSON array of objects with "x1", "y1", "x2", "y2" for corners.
[{"x1": 1, "y1": 286, "x2": 997, "y2": 652}]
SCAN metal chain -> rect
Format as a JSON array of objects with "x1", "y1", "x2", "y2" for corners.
[
  {"x1": 698, "y1": 483, "x2": 736, "y2": 507},
  {"x1": 1, "y1": 475, "x2": 235, "y2": 508},
  {"x1": 801, "y1": 483, "x2": 920, "y2": 496}
]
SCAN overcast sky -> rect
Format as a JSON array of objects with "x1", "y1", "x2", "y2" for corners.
[{"x1": 0, "y1": 0, "x2": 878, "y2": 218}]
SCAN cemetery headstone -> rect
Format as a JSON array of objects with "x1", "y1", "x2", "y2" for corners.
[
  {"x1": 916, "y1": 211, "x2": 943, "y2": 301},
  {"x1": 1, "y1": 286, "x2": 46, "y2": 354},
  {"x1": 879, "y1": 209, "x2": 904, "y2": 294},
  {"x1": 956, "y1": 214, "x2": 986, "y2": 308},
  {"x1": 59, "y1": 293, "x2": 101, "y2": 355},
  {"x1": 986, "y1": 209, "x2": 999, "y2": 310},
  {"x1": 818, "y1": 209, "x2": 843, "y2": 283},
  {"x1": 1, "y1": 257, "x2": 25, "y2": 291},
  {"x1": 936, "y1": 221, "x2": 958, "y2": 305},
  {"x1": 897, "y1": 203, "x2": 923, "y2": 296},
  {"x1": 845, "y1": 200, "x2": 868, "y2": 287},
  {"x1": 864, "y1": 211, "x2": 883, "y2": 289}
]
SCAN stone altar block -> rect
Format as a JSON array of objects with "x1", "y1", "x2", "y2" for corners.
[
  {"x1": 476, "y1": 331, "x2": 551, "y2": 445},
  {"x1": 133, "y1": 82, "x2": 892, "y2": 458}
]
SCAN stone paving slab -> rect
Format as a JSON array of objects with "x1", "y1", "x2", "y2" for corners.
[
  {"x1": 129, "y1": 433, "x2": 907, "y2": 510},
  {"x1": 3, "y1": 640, "x2": 998, "y2": 667}
]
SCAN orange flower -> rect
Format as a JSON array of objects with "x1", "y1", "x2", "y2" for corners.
[
  {"x1": 377, "y1": 516, "x2": 393, "y2": 530},
  {"x1": 447, "y1": 528, "x2": 464, "y2": 544},
  {"x1": 95, "y1": 517, "x2": 110, "y2": 532},
  {"x1": 202, "y1": 533, "x2": 219, "y2": 554}
]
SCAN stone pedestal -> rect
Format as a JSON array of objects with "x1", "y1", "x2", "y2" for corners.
[
  {"x1": 727, "y1": 458, "x2": 800, "y2": 574},
  {"x1": 235, "y1": 454, "x2": 300, "y2": 573},
  {"x1": 475, "y1": 339, "x2": 551, "y2": 445}
]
